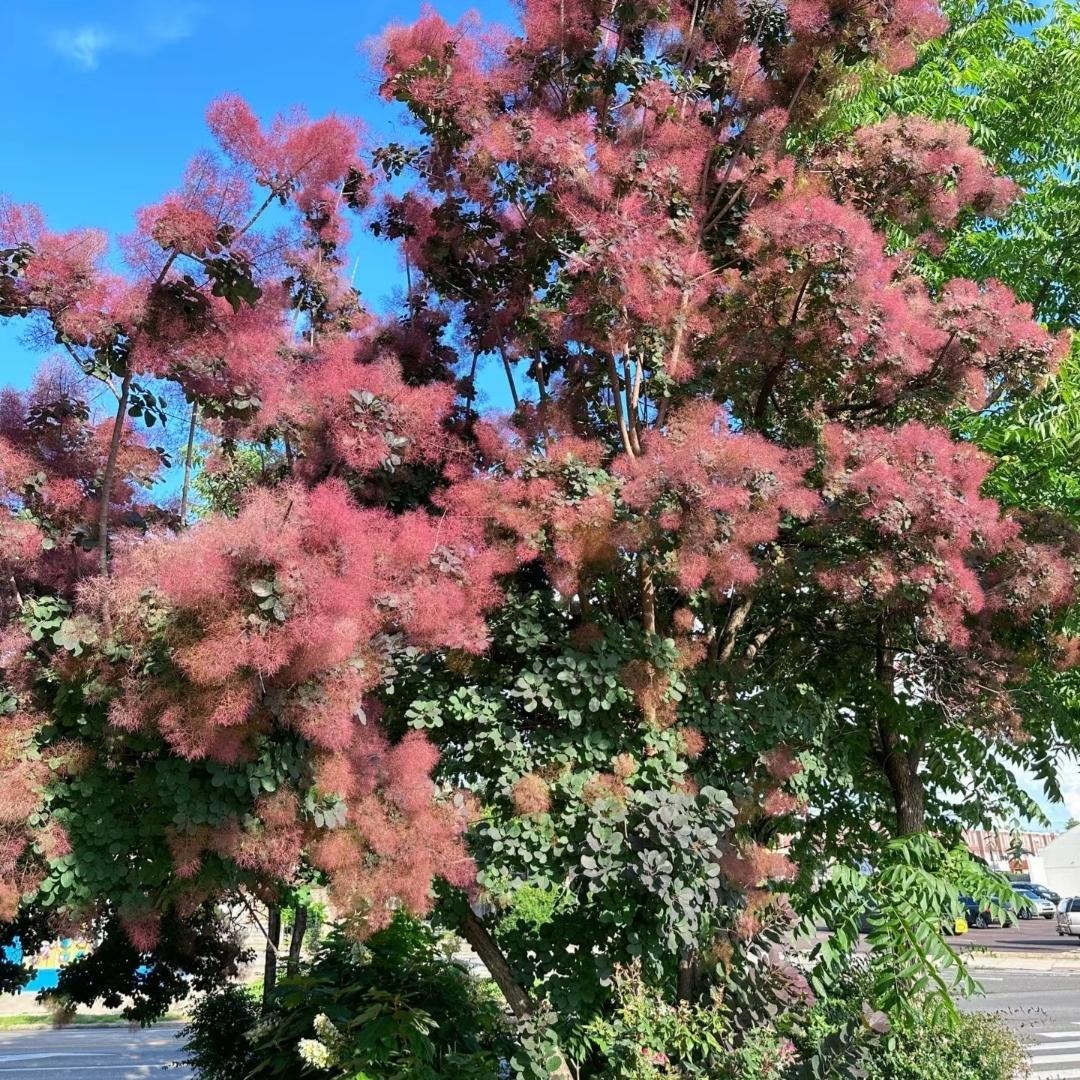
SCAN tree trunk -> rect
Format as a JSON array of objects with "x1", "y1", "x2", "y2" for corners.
[
  {"x1": 881, "y1": 740, "x2": 926, "y2": 836},
  {"x1": 459, "y1": 907, "x2": 572, "y2": 1079},
  {"x1": 262, "y1": 904, "x2": 281, "y2": 1008},
  {"x1": 677, "y1": 945, "x2": 700, "y2": 1002},
  {"x1": 874, "y1": 619, "x2": 926, "y2": 837},
  {"x1": 460, "y1": 907, "x2": 532, "y2": 1019},
  {"x1": 286, "y1": 904, "x2": 307, "y2": 978},
  {"x1": 640, "y1": 561, "x2": 656, "y2": 635}
]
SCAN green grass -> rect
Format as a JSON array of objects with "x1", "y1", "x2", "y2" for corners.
[{"x1": 0, "y1": 1011, "x2": 185, "y2": 1030}]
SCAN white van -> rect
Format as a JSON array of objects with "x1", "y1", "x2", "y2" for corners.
[{"x1": 1056, "y1": 897, "x2": 1080, "y2": 937}]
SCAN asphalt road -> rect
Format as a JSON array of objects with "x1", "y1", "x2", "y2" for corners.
[
  {"x1": 805, "y1": 909, "x2": 1078, "y2": 957},
  {"x1": 965, "y1": 965, "x2": 1080, "y2": 1078},
  {"x1": 953, "y1": 911, "x2": 1080, "y2": 955},
  {"x1": 0, "y1": 1024, "x2": 189, "y2": 1079}
]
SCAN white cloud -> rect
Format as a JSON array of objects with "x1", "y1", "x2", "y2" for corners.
[
  {"x1": 51, "y1": 27, "x2": 114, "y2": 71},
  {"x1": 49, "y1": 4, "x2": 200, "y2": 71}
]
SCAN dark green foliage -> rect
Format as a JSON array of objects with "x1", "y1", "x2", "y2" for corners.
[
  {"x1": 799, "y1": 958, "x2": 1027, "y2": 1080},
  {"x1": 382, "y1": 590, "x2": 750, "y2": 1042},
  {"x1": 388, "y1": 585, "x2": 1004, "y2": 1060},
  {"x1": 41, "y1": 905, "x2": 251, "y2": 1025},
  {"x1": 243, "y1": 915, "x2": 511, "y2": 1079},
  {"x1": 179, "y1": 984, "x2": 261, "y2": 1080},
  {"x1": 37, "y1": 723, "x2": 309, "y2": 921},
  {"x1": 203, "y1": 254, "x2": 263, "y2": 313},
  {"x1": 25, "y1": 645, "x2": 310, "y2": 924}
]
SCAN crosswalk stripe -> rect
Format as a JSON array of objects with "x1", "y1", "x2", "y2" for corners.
[{"x1": 1028, "y1": 1026, "x2": 1080, "y2": 1080}]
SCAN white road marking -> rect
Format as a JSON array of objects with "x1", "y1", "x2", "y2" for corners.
[
  {"x1": 0, "y1": 1054, "x2": 106, "y2": 1061},
  {"x1": 0, "y1": 1069, "x2": 180, "y2": 1075},
  {"x1": 968, "y1": 969, "x2": 1079, "y2": 978},
  {"x1": 1026, "y1": 1022, "x2": 1080, "y2": 1077}
]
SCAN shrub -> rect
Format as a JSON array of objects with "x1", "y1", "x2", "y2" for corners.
[
  {"x1": 861, "y1": 1011, "x2": 1027, "y2": 1080},
  {"x1": 800, "y1": 958, "x2": 1027, "y2": 1080},
  {"x1": 583, "y1": 962, "x2": 799, "y2": 1079},
  {"x1": 246, "y1": 915, "x2": 510, "y2": 1079},
  {"x1": 179, "y1": 983, "x2": 260, "y2": 1080}
]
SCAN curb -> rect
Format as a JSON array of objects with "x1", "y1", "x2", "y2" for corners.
[{"x1": 959, "y1": 949, "x2": 1080, "y2": 972}]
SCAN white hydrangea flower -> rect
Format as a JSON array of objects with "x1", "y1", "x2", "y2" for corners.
[
  {"x1": 245, "y1": 1019, "x2": 275, "y2": 1042},
  {"x1": 313, "y1": 1012, "x2": 344, "y2": 1048},
  {"x1": 298, "y1": 1038, "x2": 334, "y2": 1070},
  {"x1": 348, "y1": 942, "x2": 373, "y2": 966}
]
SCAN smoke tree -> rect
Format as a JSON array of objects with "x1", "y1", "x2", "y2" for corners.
[
  {"x1": 368, "y1": 0, "x2": 1074, "y2": 1035},
  {"x1": 0, "y1": 0, "x2": 1075, "y2": 1070}
]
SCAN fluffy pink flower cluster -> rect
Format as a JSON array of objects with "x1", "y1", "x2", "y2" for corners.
[
  {"x1": 616, "y1": 403, "x2": 821, "y2": 597},
  {"x1": 820, "y1": 423, "x2": 1074, "y2": 646}
]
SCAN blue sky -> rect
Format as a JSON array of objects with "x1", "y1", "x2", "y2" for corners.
[{"x1": 0, "y1": 0, "x2": 515, "y2": 389}]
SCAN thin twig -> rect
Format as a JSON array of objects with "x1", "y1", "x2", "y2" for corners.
[
  {"x1": 178, "y1": 402, "x2": 199, "y2": 528},
  {"x1": 500, "y1": 349, "x2": 521, "y2": 411},
  {"x1": 96, "y1": 368, "x2": 133, "y2": 577},
  {"x1": 464, "y1": 351, "x2": 480, "y2": 426},
  {"x1": 605, "y1": 350, "x2": 636, "y2": 458}
]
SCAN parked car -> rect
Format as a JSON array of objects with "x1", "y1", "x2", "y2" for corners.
[
  {"x1": 1057, "y1": 897, "x2": 1080, "y2": 937},
  {"x1": 1012, "y1": 883, "x2": 1056, "y2": 919},
  {"x1": 957, "y1": 896, "x2": 982, "y2": 928},
  {"x1": 958, "y1": 895, "x2": 1015, "y2": 929},
  {"x1": 941, "y1": 896, "x2": 979, "y2": 933},
  {"x1": 1027, "y1": 883, "x2": 1061, "y2": 904}
]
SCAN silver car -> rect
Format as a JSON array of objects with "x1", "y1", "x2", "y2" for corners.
[
  {"x1": 1057, "y1": 897, "x2": 1080, "y2": 937},
  {"x1": 1013, "y1": 885, "x2": 1056, "y2": 919}
]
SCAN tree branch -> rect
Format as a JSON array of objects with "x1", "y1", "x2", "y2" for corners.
[
  {"x1": 459, "y1": 907, "x2": 532, "y2": 1019},
  {"x1": 624, "y1": 355, "x2": 642, "y2": 454},
  {"x1": 716, "y1": 595, "x2": 754, "y2": 662},
  {"x1": 178, "y1": 402, "x2": 199, "y2": 528},
  {"x1": 753, "y1": 362, "x2": 784, "y2": 430},
  {"x1": 703, "y1": 46, "x2": 824, "y2": 232},
  {"x1": 262, "y1": 903, "x2": 281, "y2": 1008},
  {"x1": 286, "y1": 904, "x2": 308, "y2": 978},
  {"x1": 458, "y1": 908, "x2": 572, "y2": 1078},
  {"x1": 640, "y1": 559, "x2": 657, "y2": 635},
  {"x1": 96, "y1": 368, "x2": 133, "y2": 576},
  {"x1": 501, "y1": 348, "x2": 522, "y2": 411},
  {"x1": 606, "y1": 350, "x2": 636, "y2": 458}
]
